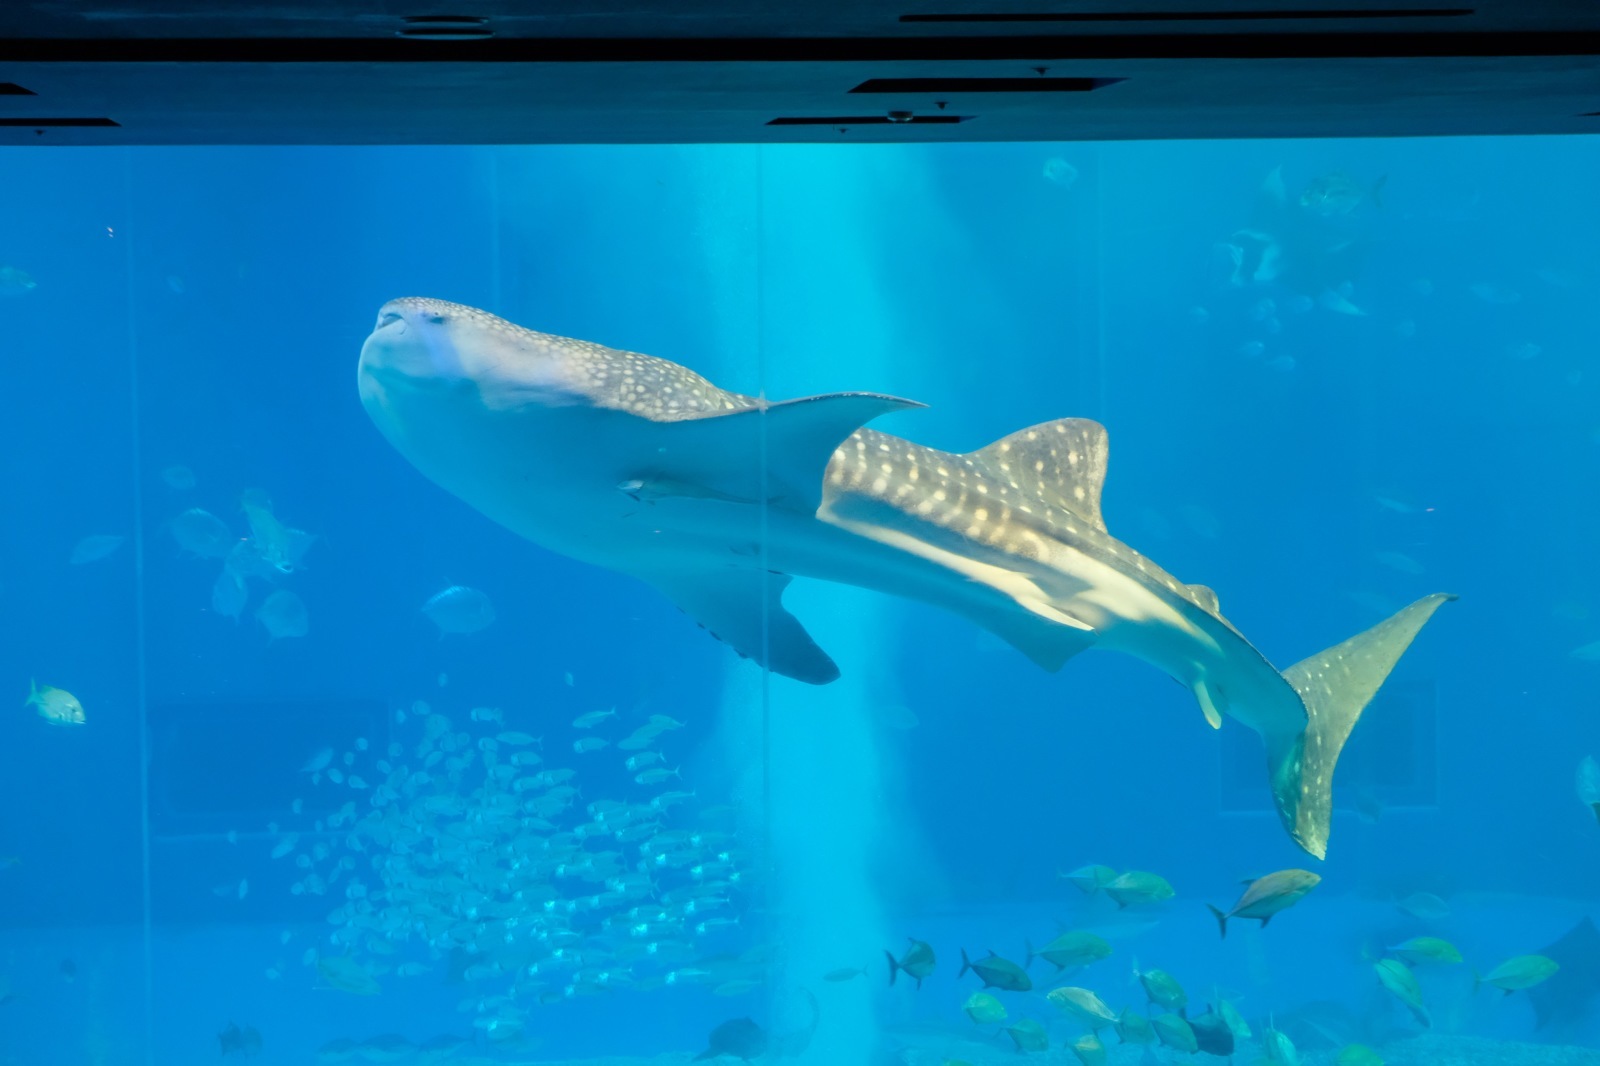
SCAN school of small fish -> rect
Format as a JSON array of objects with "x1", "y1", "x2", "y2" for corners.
[{"x1": 265, "y1": 696, "x2": 764, "y2": 1047}]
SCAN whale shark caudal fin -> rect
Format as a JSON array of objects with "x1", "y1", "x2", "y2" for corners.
[{"x1": 1268, "y1": 592, "x2": 1455, "y2": 859}]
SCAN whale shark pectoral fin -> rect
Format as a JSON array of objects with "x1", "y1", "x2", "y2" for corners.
[
  {"x1": 643, "y1": 392, "x2": 924, "y2": 513},
  {"x1": 969, "y1": 417, "x2": 1110, "y2": 533},
  {"x1": 650, "y1": 569, "x2": 840, "y2": 685}
]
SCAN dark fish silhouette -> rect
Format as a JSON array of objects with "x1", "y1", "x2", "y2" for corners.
[
  {"x1": 218, "y1": 1022, "x2": 263, "y2": 1057},
  {"x1": 1189, "y1": 1009, "x2": 1235, "y2": 1055},
  {"x1": 1528, "y1": 917, "x2": 1600, "y2": 1033},
  {"x1": 694, "y1": 1017, "x2": 767, "y2": 1062},
  {"x1": 1225, "y1": 166, "x2": 1379, "y2": 313},
  {"x1": 959, "y1": 948, "x2": 1032, "y2": 991},
  {"x1": 885, "y1": 938, "x2": 937, "y2": 989}
]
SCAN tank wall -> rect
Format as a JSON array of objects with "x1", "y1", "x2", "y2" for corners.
[{"x1": 1, "y1": 137, "x2": 1598, "y2": 1062}]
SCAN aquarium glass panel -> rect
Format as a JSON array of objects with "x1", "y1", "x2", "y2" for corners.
[{"x1": 1, "y1": 136, "x2": 1597, "y2": 1064}]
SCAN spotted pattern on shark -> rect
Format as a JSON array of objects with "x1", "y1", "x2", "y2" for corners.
[
  {"x1": 825, "y1": 423, "x2": 1216, "y2": 622},
  {"x1": 358, "y1": 297, "x2": 1454, "y2": 859}
]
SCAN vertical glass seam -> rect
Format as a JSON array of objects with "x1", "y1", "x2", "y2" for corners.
[
  {"x1": 755, "y1": 147, "x2": 773, "y2": 863},
  {"x1": 121, "y1": 149, "x2": 156, "y2": 1066},
  {"x1": 1094, "y1": 145, "x2": 1108, "y2": 422},
  {"x1": 488, "y1": 147, "x2": 503, "y2": 312}
]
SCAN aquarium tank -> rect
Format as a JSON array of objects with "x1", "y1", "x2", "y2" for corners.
[{"x1": 2, "y1": 137, "x2": 1599, "y2": 1066}]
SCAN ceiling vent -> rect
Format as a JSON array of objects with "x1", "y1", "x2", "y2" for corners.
[
  {"x1": 767, "y1": 114, "x2": 973, "y2": 126},
  {"x1": 398, "y1": 14, "x2": 494, "y2": 39},
  {"x1": 900, "y1": 7, "x2": 1473, "y2": 22},
  {"x1": 851, "y1": 76, "x2": 1122, "y2": 93}
]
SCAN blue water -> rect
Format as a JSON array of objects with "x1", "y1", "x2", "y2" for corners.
[{"x1": 2, "y1": 138, "x2": 1599, "y2": 1065}]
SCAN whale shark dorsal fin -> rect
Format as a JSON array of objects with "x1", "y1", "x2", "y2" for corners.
[
  {"x1": 1187, "y1": 584, "x2": 1221, "y2": 614},
  {"x1": 635, "y1": 392, "x2": 924, "y2": 513},
  {"x1": 650, "y1": 569, "x2": 840, "y2": 685},
  {"x1": 970, "y1": 418, "x2": 1109, "y2": 533}
]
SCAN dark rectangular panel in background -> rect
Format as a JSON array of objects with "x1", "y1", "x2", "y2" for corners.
[
  {"x1": 148, "y1": 697, "x2": 387, "y2": 839},
  {"x1": 1220, "y1": 678, "x2": 1439, "y2": 814}
]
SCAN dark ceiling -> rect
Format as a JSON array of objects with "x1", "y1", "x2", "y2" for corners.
[{"x1": 2, "y1": 1, "x2": 1599, "y2": 143}]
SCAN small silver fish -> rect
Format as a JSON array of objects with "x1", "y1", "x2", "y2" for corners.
[
  {"x1": 625, "y1": 751, "x2": 665, "y2": 771},
  {"x1": 1043, "y1": 157, "x2": 1079, "y2": 189},
  {"x1": 69, "y1": 534, "x2": 125, "y2": 565},
  {"x1": 421, "y1": 585, "x2": 495, "y2": 635},
  {"x1": 0, "y1": 264, "x2": 37, "y2": 297},
  {"x1": 211, "y1": 568, "x2": 249, "y2": 622},
  {"x1": 256, "y1": 589, "x2": 308, "y2": 640},
  {"x1": 160, "y1": 465, "x2": 196, "y2": 490},
  {"x1": 169, "y1": 508, "x2": 234, "y2": 558},
  {"x1": 572, "y1": 708, "x2": 616, "y2": 729}
]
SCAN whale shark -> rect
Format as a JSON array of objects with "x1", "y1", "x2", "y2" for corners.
[{"x1": 358, "y1": 297, "x2": 1452, "y2": 858}]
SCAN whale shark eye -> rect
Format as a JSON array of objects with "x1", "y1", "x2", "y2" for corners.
[{"x1": 426, "y1": 313, "x2": 448, "y2": 325}]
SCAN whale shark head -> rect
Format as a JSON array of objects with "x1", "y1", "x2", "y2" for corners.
[{"x1": 358, "y1": 297, "x2": 586, "y2": 417}]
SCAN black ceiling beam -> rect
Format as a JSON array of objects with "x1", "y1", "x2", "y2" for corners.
[{"x1": 2, "y1": 31, "x2": 1599, "y2": 63}]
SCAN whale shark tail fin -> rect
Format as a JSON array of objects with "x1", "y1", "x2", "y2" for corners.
[{"x1": 1268, "y1": 593, "x2": 1455, "y2": 859}]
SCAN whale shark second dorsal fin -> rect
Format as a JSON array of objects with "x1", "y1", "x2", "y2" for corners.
[
  {"x1": 970, "y1": 418, "x2": 1110, "y2": 533},
  {"x1": 1187, "y1": 584, "x2": 1221, "y2": 614}
]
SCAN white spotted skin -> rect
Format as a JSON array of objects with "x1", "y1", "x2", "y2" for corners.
[
  {"x1": 359, "y1": 298, "x2": 1302, "y2": 736},
  {"x1": 360, "y1": 300, "x2": 1450, "y2": 860},
  {"x1": 817, "y1": 426, "x2": 1309, "y2": 745},
  {"x1": 358, "y1": 298, "x2": 762, "y2": 569}
]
